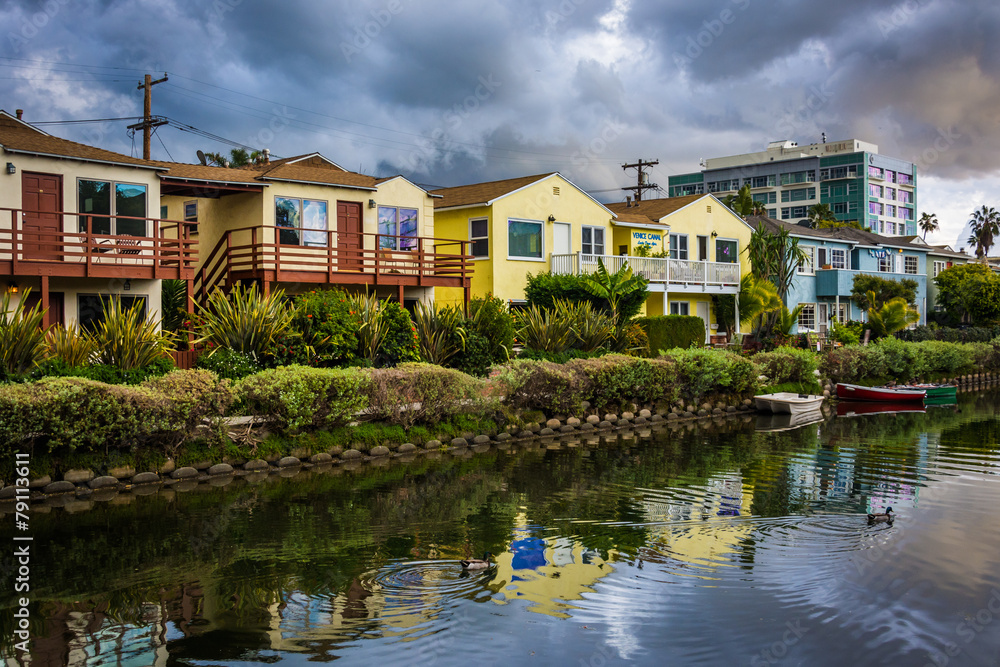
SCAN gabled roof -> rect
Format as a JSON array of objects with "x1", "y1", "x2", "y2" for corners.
[
  {"x1": 928, "y1": 244, "x2": 975, "y2": 260},
  {"x1": 255, "y1": 162, "x2": 377, "y2": 190},
  {"x1": 0, "y1": 110, "x2": 162, "y2": 170},
  {"x1": 746, "y1": 215, "x2": 931, "y2": 252},
  {"x1": 375, "y1": 174, "x2": 442, "y2": 197},
  {"x1": 607, "y1": 193, "x2": 753, "y2": 231},
  {"x1": 430, "y1": 173, "x2": 557, "y2": 209},
  {"x1": 266, "y1": 152, "x2": 346, "y2": 171},
  {"x1": 152, "y1": 161, "x2": 265, "y2": 184}
]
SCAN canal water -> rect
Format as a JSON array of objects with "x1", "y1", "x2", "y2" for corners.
[{"x1": 3, "y1": 392, "x2": 1000, "y2": 666}]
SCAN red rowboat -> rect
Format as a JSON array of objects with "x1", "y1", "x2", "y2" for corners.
[{"x1": 835, "y1": 383, "x2": 926, "y2": 402}]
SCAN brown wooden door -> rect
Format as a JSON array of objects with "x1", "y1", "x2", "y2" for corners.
[
  {"x1": 337, "y1": 201, "x2": 362, "y2": 271},
  {"x1": 22, "y1": 172, "x2": 63, "y2": 260}
]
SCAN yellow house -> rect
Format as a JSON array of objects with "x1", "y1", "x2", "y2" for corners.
[
  {"x1": 430, "y1": 172, "x2": 614, "y2": 306},
  {"x1": 158, "y1": 153, "x2": 471, "y2": 306},
  {"x1": 605, "y1": 194, "x2": 752, "y2": 341}
]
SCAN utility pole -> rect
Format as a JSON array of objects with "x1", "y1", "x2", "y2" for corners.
[
  {"x1": 621, "y1": 158, "x2": 659, "y2": 203},
  {"x1": 128, "y1": 73, "x2": 168, "y2": 160}
]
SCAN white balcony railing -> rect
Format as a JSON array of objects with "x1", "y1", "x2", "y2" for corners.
[{"x1": 550, "y1": 253, "x2": 740, "y2": 287}]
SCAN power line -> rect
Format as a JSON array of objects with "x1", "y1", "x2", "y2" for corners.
[
  {"x1": 153, "y1": 127, "x2": 174, "y2": 161},
  {"x1": 32, "y1": 117, "x2": 142, "y2": 125}
]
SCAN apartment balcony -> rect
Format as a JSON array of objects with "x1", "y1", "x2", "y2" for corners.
[
  {"x1": 194, "y1": 225, "x2": 473, "y2": 303},
  {"x1": 0, "y1": 208, "x2": 196, "y2": 281},
  {"x1": 550, "y1": 253, "x2": 739, "y2": 294},
  {"x1": 815, "y1": 268, "x2": 926, "y2": 297}
]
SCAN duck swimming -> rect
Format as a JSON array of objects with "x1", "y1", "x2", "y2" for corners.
[
  {"x1": 867, "y1": 507, "x2": 894, "y2": 523},
  {"x1": 461, "y1": 552, "x2": 494, "y2": 570}
]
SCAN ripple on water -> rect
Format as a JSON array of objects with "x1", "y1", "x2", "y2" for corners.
[{"x1": 356, "y1": 559, "x2": 496, "y2": 622}]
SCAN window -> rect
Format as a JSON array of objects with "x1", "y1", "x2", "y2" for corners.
[
  {"x1": 470, "y1": 218, "x2": 489, "y2": 258},
  {"x1": 904, "y1": 256, "x2": 918, "y2": 274},
  {"x1": 669, "y1": 233, "x2": 688, "y2": 260},
  {"x1": 767, "y1": 208, "x2": 777, "y2": 218},
  {"x1": 898, "y1": 190, "x2": 912, "y2": 204},
  {"x1": 797, "y1": 304, "x2": 816, "y2": 331},
  {"x1": 898, "y1": 207, "x2": 913, "y2": 221},
  {"x1": 715, "y1": 239, "x2": 738, "y2": 263},
  {"x1": 885, "y1": 187, "x2": 896, "y2": 201},
  {"x1": 878, "y1": 253, "x2": 893, "y2": 272},
  {"x1": 670, "y1": 301, "x2": 689, "y2": 315},
  {"x1": 77, "y1": 294, "x2": 147, "y2": 332},
  {"x1": 848, "y1": 182, "x2": 860, "y2": 195},
  {"x1": 780, "y1": 170, "x2": 814, "y2": 185},
  {"x1": 159, "y1": 205, "x2": 168, "y2": 219},
  {"x1": 508, "y1": 219, "x2": 543, "y2": 259},
  {"x1": 752, "y1": 175, "x2": 777, "y2": 188},
  {"x1": 833, "y1": 202, "x2": 847, "y2": 215},
  {"x1": 377, "y1": 206, "x2": 418, "y2": 250},
  {"x1": 869, "y1": 202, "x2": 883, "y2": 215},
  {"x1": 671, "y1": 184, "x2": 704, "y2": 196},
  {"x1": 276, "y1": 197, "x2": 329, "y2": 246},
  {"x1": 885, "y1": 170, "x2": 896, "y2": 183},
  {"x1": 869, "y1": 166, "x2": 883, "y2": 179},
  {"x1": 933, "y1": 260, "x2": 947, "y2": 277},
  {"x1": 78, "y1": 180, "x2": 148, "y2": 236},
  {"x1": 798, "y1": 246, "x2": 815, "y2": 274},
  {"x1": 898, "y1": 172, "x2": 912, "y2": 185},
  {"x1": 582, "y1": 226, "x2": 605, "y2": 255},
  {"x1": 753, "y1": 191, "x2": 776, "y2": 204},
  {"x1": 781, "y1": 187, "x2": 815, "y2": 203},
  {"x1": 830, "y1": 248, "x2": 847, "y2": 269},
  {"x1": 869, "y1": 184, "x2": 882, "y2": 197},
  {"x1": 183, "y1": 201, "x2": 198, "y2": 223},
  {"x1": 835, "y1": 303, "x2": 848, "y2": 324},
  {"x1": 848, "y1": 201, "x2": 858, "y2": 213}
]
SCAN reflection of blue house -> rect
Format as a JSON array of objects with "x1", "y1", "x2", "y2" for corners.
[{"x1": 748, "y1": 216, "x2": 930, "y2": 333}]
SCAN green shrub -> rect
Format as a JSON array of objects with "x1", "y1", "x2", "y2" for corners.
[
  {"x1": 752, "y1": 346, "x2": 818, "y2": 385},
  {"x1": 288, "y1": 288, "x2": 360, "y2": 365},
  {"x1": 525, "y1": 271, "x2": 646, "y2": 320},
  {"x1": 197, "y1": 347, "x2": 263, "y2": 381},
  {"x1": 238, "y1": 365, "x2": 369, "y2": 433},
  {"x1": 874, "y1": 337, "x2": 924, "y2": 381},
  {"x1": 363, "y1": 362, "x2": 486, "y2": 427},
  {"x1": 453, "y1": 330, "x2": 493, "y2": 377},
  {"x1": 661, "y1": 348, "x2": 757, "y2": 399},
  {"x1": 32, "y1": 356, "x2": 174, "y2": 385},
  {"x1": 414, "y1": 301, "x2": 466, "y2": 366},
  {"x1": 45, "y1": 324, "x2": 96, "y2": 367},
  {"x1": 910, "y1": 340, "x2": 975, "y2": 376},
  {"x1": 492, "y1": 359, "x2": 589, "y2": 415},
  {"x1": 517, "y1": 348, "x2": 608, "y2": 364},
  {"x1": 567, "y1": 354, "x2": 676, "y2": 411},
  {"x1": 467, "y1": 294, "x2": 514, "y2": 364},
  {"x1": 636, "y1": 315, "x2": 704, "y2": 354},
  {"x1": 141, "y1": 370, "x2": 235, "y2": 447},
  {"x1": 897, "y1": 325, "x2": 1000, "y2": 343},
  {"x1": 378, "y1": 301, "x2": 420, "y2": 367},
  {"x1": 829, "y1": 321, "x2": 860, "y2": 346},
  {"x1": 820, "y1": 345, "x2": 887, "y2": 384}
]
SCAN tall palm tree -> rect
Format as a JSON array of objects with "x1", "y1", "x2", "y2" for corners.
[
  {"x1": 918, "y1": 212, "x2": 939, "y2": 240},
  {"x1": 807, "y1": 203, "x2": 837, "y2": 227},
  {"x1": 967, "y1": 205, "x2": 1000, "y2": 259},
  {"x1": 721, "y1": 185, "x2": 757, "y2": 219}
]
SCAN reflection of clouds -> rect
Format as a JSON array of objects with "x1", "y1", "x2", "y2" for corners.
[{"x1": 302, "y1": 200, "x2": 328, "y2": 246}]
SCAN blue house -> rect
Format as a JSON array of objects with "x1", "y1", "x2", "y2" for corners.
[{"x1": 747, "y1": 216, "x2": 930, "y2": 334}]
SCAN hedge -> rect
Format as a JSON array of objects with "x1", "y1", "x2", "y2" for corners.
[
  {"x1": 819, "y1": 338, "x2": 1000, "y2": 383},
  {"x1": 237, "y1": 365, "x2": 369, "y2": 433},
  {"x1": 752, "y1": 346, "x2": 818, "y2": 386},
  {"x1": 635, "y1": 315, "x2": 704, "y2": 354},
  {"x1": 362, "y1": 362, "x2": 488, "y2": 427}
]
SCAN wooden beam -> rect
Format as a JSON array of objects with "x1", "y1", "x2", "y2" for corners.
[{"x1": 40, "y1": 275, "x2": 50, "y2": 329}]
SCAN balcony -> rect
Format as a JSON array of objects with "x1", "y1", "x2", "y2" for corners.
[
  {"x1": 816, "y1": 268, "x2": 926, "y2": 297},
  {"x1": 194, "y1": 226, "x2": 472, "y2": 303},
  {"x1": 0, "y1": 208, "x2": 196, "y2": 281},
  {"x1": 550, "y1": 253, "x2": 739, "y2": 293}
]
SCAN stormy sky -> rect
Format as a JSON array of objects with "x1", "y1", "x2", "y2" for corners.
[{"x1": 1, "y1": 0, "x2": 999, "y2": 247}]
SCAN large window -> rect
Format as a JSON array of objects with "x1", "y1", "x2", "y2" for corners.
[
  {"x1": 470, "y1": 218, "x2": 489, "y2": 258},
  {"x1": 508, "y1": 219, "x2": 543, "y2": 259},
  {"x1": 898, "y1": 172, "x2": 912, "y2": 185},
  {"x1": 669, "y1": 233, "x2": 688, "y2": 260},
  {"x1": 933, "y1": 260, "x2": 948, "y2": 277},
  {"x1": 869, "y1": 184, "x2": 882, "y2": 197},
  {"x1": 869, "y1": 166, "x2": 883, "y2": 179},
  {"x1": 582, "y1": 226, "x2": 605, "y2": 255},
  {"x1": 781, "y1": 187, "x2": 815, "y2": 203},
  {"x1": 780, "y1": 170, "x2": 814, "y2": 185},
  {"x1": 797, "y1": 304, "x2": 816, "y2": 331},
  {"x1": 830, "y1": 248, "x2": 847, "y2": 269},
  {"x1": 753, "y1": 191, "x2": 776, "y2": 204},
  {"x1": 878, "y1": 253, "x2": 893, "y2": 272},
  {"x1": 798, "y1": 246, "x2": 815, "y2": 274},
  {"x1": 715, "y1": 239, "x2": 737, "y2": 263},
  {"x1": 377, "y1": 206, "x2": 418, "y2": 250},
  {"x1": 276, "y1": 197, "x2": 328, "y2": 246},
  {"x1": 78, "y1": 180, "x2": 147, "y2": 236},
  {"x1": 78, "y1": 294, "x2": 147, "y2": 332},
  {"x1": 869, "y1": 202, "x2": 883, "y2": 215},
  {"x1": 904, "y1": 256, "x2": 918, "y2": 274},
  {"x1": 833, "y1": 202, "x2": 847, "y2": 215},
  {"x1": 670, "y1": 301, "x2": 689, "y2": 315},
  {"x1": 781, "y1": 206, "x2": 808, "y2": 220},
  {"x1": 898, "y1": 190, "x2": 912, "y2": 204}
]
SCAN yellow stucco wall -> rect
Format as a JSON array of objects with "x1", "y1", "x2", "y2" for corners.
[
  {"x1": 433, "y1": 174, "x2": 613, "y2": 307},
  {"x1": 611, "y1": 226, "x2": 666, "y2": 256}
]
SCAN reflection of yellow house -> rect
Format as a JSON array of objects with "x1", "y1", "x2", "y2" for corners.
[
  {"x1": 430, "y1": 172, "x2": 615, "y2": 307},
  {"x1": 604, "y1": 194, "x2": 753, "y2": 341},
  {"x1": 159, "y1": 153, "x2": 471, "y2": 306}
]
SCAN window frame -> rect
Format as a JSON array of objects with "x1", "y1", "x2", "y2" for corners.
[
  {"x1": 582, "y1": 225, "x2": 605, "y2": 256},
  {"x1": 275, "y1": 196, "x2": 330, "y2": 247},
  {"x1": 932, "y1": 260, "x2": 946, "y2": 278},
  {"x1": 377, "y1": 205, "x2": 419, "y2": 251},
  {"x1": 797, "y1": 245, "x2": 816, "y2": 275},
  {"x1": 830, "y1": 248, "x2": 847, "y2": 269},
  {"x1": 669, "y1": 233, "x2": 689, "y2": 260},
  {"x1": 797, "y1": 303, "x2": 816, "y2": 332},
  {"x1": 904, "y1": 255, "x2": 918, "y2": 275},
  {"x1": 670, "y1": 301, "x2": 690, "y2": 316},
  {"x1": 77, "y1": 178, "x2": 149, "y2": 237},
  {"x1": 715, "y1": 237, "x2": 738, "y2": 264},
  {"x1": 878, "y1": 253, "x2": 893, "y2": 272},
  {"x1": 469, "y1": 217, "x2": 489, "y2": 259},
  {"x1": 507, "y1": 217, "x2": 545, "y2": 261}
]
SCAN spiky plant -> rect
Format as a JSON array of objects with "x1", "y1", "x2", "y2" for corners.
[
  {"x1": 414, "y1": 301, "x2": 467, "y2": 366},
  {"x1": 775, "y1": 304, "x2": 805, "y2": 337},
  {"x1": 45, "y1": 324, "x2": 96, "y2": 366},
  {"x1": 514, "y1": 303, "x2": 575, "y2": 354},
  {"x1": 90, "y1": 297, "x2": 174, "y2": 370},
  {"x1": 161, "y1": 279, "x2": 189, "y2": 333},
  {"x1": 351, "y1": 291, "x2": 388, "y2": 362},
  {"x1": 867, "y1": 294, "x2": 921, "y2": 338},
  {"x1": 0, "y1": 288, "x2": 48, "y2": 377},
  {"x1": 194, "y1": 283, "x2": 293, "y2": 359},
  {"x1": 559, "y1": 300, "x2": 614, "y2": 352}
]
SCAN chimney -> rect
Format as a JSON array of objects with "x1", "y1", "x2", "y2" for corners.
[
  {"x1": 15, "y1": 109, "x2": 23, "y2": 120},
  {"x1": 262, "y1": 148, "x2": 270, "y2": 164},
  {"x1": 626, "y1": 195, "x2": 632, "y2": 208}
]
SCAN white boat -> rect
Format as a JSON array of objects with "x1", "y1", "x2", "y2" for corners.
[{"x1": 754, "y1": 392, "x2": 826, "y2": 415}]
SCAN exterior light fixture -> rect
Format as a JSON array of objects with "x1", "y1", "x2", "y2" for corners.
[
  {"x1": 7, "y1": 281, "x2": 17, "y2": 293},
  {"x1": 368, "y1": 199, "x2": 377, "y2": 209},
  {"x1": 711, "y1": 231, "x2": 718, "y2": 238},
  {"x1": 123, "y1": 279, "x2": 131, "y2": 291},
  {"x1": 6, "y1": 163, "x2": 14, "y2": 175},
  {"x1": 547, "y1": 215, "x2": 556, "y2": 222}
]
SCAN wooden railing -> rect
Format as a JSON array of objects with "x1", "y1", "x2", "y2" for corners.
[
  {"x1": 551, "y1": 253, "x2": 740, "y2": 287},
  {"x1": 0, "y1": 207, "x2": 196, "y2": 280},
  {"x1": 194, "y1": 225, "x2": 472, "y2": 302}
]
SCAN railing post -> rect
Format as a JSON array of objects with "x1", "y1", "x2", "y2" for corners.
[
  {"x1": 251, "y1": 226, "x2": 258, "y2": 276},
  {"x1": 576, "y1": 250, "x2": 582, "y2": 275},
  {"x1": 418, "y1": 237, "x2": 425, "y2": 284},
  {"x1": 273, "y1": 227, "x2": 280, "y2": 284},
  {"x1": 11, "y1": 210, "x2": 19, "y2": 274},
  {"x1": 704, "y1": 260, "x2": 708, "y2": 286}
]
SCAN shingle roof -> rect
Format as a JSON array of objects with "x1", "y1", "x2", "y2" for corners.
[
  {"x1": 256, "y1": 163, "x2": 377, "y2": 189},
  {"x1": 745, "y1": 215, "x2": 932, "y2": 251},
  {"x1": 152, "y1": 161, "x2": 265, "y2": 184},
  {"x1": 429, "y1": 173, "x2": 556, "y2": 208},
  {"x1": 928, "y1": 244, "x2": 975, "y2": 260},
  {"x1": 0, "y1": 111, "x2": 160, "y2": 169},
  {"x1": 605, "y1": 194, "x2": 706, "y2": 221}
]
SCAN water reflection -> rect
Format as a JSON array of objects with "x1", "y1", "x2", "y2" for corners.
[{"x1": 3, "y1": 392, "x2": 1000, "y2": 665}]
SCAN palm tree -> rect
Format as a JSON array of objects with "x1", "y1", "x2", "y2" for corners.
[
  {"x1": 737, "y1": 274, "x2": 782, "y2": 331},
  {"x1": 775, "y1": 304, "x2": 805, "y2": 336},
  {"x1": 918, "y1": 212, "x2": 939, "y2": 240},
  {"x1": 203, "y1": 148, "x2": 265, "y2": 168},
  {"x1": 967, "y1": 205, "x2": 1000, "y2": 259},
  {"x1": 807, "y1": 203, "x2": 837, "y2": 227},
  {"x1": 580, "y1": 258, "x2": 648, "y2": 325},
  {"x1": 866, "y1": 292, "x2": 920, "y2": 338},
  {"x1": 721, "y1": 184, "x2": 757, "y2": 219}
]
